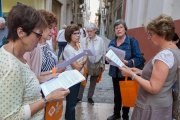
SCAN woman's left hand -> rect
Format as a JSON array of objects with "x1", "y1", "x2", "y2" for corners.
[
  {"x1": 39, "y1": 73, "x2": 59, "y2": 83},
  {"x1": 122, "y1": 59, "x2": 128, "y2": 66},
  {"x1": 119, "y1": 66, "x2": 134, "y2": 77},
  {"x1": 57, "y1": 67, "x2": 66, "y2": 73}
]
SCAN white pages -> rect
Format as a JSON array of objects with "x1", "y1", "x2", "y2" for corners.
[
  {"x1": 56, "y1": 49, "x2": 94, "y2": 69},
  {"x1": 41, "y1": 70, "x2": 85, "y2": 96},
  {"x1": 105, "y1": 49, "x2": 125, "y2": 68},
  {"x1": 108, "y1": 46, "x2": 125, "y2": 60}
]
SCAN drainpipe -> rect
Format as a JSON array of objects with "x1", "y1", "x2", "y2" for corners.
[{"x1": 122, "y1": 0, "x2": 126, "y2": 20}]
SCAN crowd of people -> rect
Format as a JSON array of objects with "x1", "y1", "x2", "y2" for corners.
[{"x1": 0, "y1": 2, "x2": 180, "y2": 120}]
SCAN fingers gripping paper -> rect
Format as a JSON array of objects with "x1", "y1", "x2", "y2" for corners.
[
  {"x1": 105, "y1": 49, "x2": 125, "y2": 67},
  {"x1": 108, "y1": 46, "x2": 125, "y2": 60}
]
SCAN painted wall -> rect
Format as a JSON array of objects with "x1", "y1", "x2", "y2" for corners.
[
  {"x1": 127, "y1": 20, "x2": 180, "y2": 62},
  {"x1": 2, "y1": 0, "x2": 45, "y2": 13},
  {"x1": 125, "y1": 0, "x2": 180, "y2": 29}
]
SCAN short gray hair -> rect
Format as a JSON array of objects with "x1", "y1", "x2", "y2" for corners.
[
  {"x1": 114, "y1": 19, "x2": 127, "y2": 31},
  {"x1": 85, "y1": 22, "x2": 97, "y2": 30},
  {"x1": 0, "y1": 17, "x2": 5, "y2": 23}
]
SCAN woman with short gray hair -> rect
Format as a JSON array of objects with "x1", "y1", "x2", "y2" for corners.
[
  {"x1": 107, "y1": 19, "x2": 144, "y2": 120},
  {"x1": 77, "y1": 22, "x2": 106, "y2": 105},
  {"x1": 85, "y1": 22, "x2": 97, "y2": 30}
]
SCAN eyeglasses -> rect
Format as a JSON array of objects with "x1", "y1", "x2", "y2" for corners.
[
  {"x1": 32, "y1": 31, "x2": 42, "y2": 39},
  {"x1": 73, "y1": 32, "x2": 81, "y2": 35}
]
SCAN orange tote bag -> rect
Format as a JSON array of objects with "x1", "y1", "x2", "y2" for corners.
[
  {"x1": 119, "y1": 76, "x2": 138, "y2": 107},
  {"x1": 45, "y1": 100, "x2": 63, "y2": 120}
]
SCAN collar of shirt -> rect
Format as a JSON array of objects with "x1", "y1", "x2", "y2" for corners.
[
  {"x1": 88, "y1": 35, "x2": 97, "y2": 41},
  {"x1": 110, "y1": 35, "x2": 131, "y2": 47}
]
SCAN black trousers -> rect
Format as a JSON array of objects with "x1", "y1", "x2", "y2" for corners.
[{"x1": 112, "y1": 77, "x2": 130, "y2": 119}]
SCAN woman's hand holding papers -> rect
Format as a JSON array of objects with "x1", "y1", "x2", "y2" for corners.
[
  {"x1": 131, "y1": 67, "x2": 142, "y2": 76},
  {"x1": 46, "y1": 88, "x2": 70, "y2": 102},
  {"x1": 119, "y1": 66, "x2": 133, "y2": 77},
  {"x1": 119, "y1": 66, "x2": 138, "y2": 80},
  {"x1": 38, "y1": 73, "x2": 59, "y2": 83},
  {"x1": 79, "y1": 56, "x2": 87, "y2": 66},
  {"x1": 122, "y1": 59, "x2": 128, "y2": 66},
  {"x1": 57, "y1": 67, "x2": 66, "y2": 73}
]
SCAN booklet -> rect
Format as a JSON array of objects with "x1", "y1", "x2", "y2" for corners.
[
  {"x1": 41, "y1": 70, "x2": 85, "y2": 96},
  {"x1": 56, "y1": 49, "x2": 94, "y2": 69},
  {"x1": 105, "y1": 49, "x2": 125, "y2": 68},
  {"x1": 108, "y1": 46, "x2": 125, "y2": 60}
]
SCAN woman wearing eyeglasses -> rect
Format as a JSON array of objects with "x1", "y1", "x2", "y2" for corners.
[
  {"x1": 63, "y1": 24, "x2": 87, "y2": 120},
  {"x1": 119, "y1": 15, "x2": 180, "y2": 120},
  {"x1": 0, "y1": 4, "x2": 69, "y2": 120},
  {"x1": 24, "y1": 10, "x2": 65, "y2": 83}
]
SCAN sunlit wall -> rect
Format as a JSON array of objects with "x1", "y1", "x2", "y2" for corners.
[{"x1": 2, "y1": 0, "x2": 45, "y2": 13}]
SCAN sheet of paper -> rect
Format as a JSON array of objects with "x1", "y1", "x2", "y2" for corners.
[
  {"x1": 108, "y1": 46, "x2": 125, "y2": 60},
  {"x1": 83, "y1": 49, "x2": 94, "y2": 56},
  {"x1": 105, "y1": 49, "x2": 125, "y2": 68},
  {"x1": 56, "y1": 49, "x2": 94, "y2": 69},
  {"x1": 41, "y1": 70, "x2": 85, "y2": 96}
]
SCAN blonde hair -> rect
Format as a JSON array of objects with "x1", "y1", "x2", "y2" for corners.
[{"x1": 146, "y1": 14, "x2": 175, "y2": 41}]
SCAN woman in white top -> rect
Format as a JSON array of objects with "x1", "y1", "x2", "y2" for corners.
[
  {"x1": 63, "y1": 24, "x2": 86, "y2": 120},
  {"x1": 0, "y1": 3, "x2": 69, "y2": 120}
]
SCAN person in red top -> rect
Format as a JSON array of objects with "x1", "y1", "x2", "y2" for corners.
[{"x1": 52, "y1": 26, "x2": 58, "y2": 51}]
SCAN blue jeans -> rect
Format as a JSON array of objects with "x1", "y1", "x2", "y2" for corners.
[
  {"x1": 65, "y1": 83, "x2": 80, "y2": 120},
  {"x1": 58, "y1": 42, "x2": 67, "y2": 59}
]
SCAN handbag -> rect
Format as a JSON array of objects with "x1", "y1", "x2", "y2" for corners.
[
  {"x1": 119, "y1": 76, "x2": 138, "y2": 107},
  {"x1": 45, "y1": 100, "x2": 63, "y2": 120},
  {"x1": 86, "y1": 59, "x2": 102, "y2": 76},
  {"x1": 96, "y1": 69, "x2": 103, "y2": 83},
  {"x1": 81, "y1": 67, "x2": 87, "y2": 87}
]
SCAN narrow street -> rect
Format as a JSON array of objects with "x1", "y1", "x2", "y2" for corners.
[{"x1": 61, "y1": 65, "x2": 133, "y2": 120}]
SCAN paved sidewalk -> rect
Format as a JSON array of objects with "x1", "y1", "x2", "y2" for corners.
[
  {"x1": 80, "y1": 64, "x2": 114, "y2": 103},
  {"x1": 61, "y1": 65, "x2": 133, "y2": 120},
  {"x1": 61, "y1": 102, "x2": 133, "y2": 120}
]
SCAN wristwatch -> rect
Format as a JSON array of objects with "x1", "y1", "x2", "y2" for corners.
[{"x1": 42, "y1": 97, "x2": 47, "y2": 108}]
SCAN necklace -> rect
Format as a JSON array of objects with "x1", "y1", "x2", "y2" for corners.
[
  {"x1": 11, "y1": 42, "x2": 26, "y2": 63},
  {"x1": 70, "y1": 42, "x2": 79, "y2": 51}
]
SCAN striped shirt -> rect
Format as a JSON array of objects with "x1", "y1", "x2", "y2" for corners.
[{"x1": 41, "y1": 44, "x2": 58, "y2": 72}]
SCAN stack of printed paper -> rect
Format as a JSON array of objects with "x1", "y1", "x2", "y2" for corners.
[
  {"x1": 41, "y1": 70, "x2": 85, "y2": 96},
  {"x1": 105, "y1": 49, "x2": 125, "y2": 68}
]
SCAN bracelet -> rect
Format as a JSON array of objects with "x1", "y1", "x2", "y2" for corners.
[
  {"x1": 42, "y1": 97, "x2": 47, "y2": 108},
  {"x1": 131, "y1": 73, "x2": 137, "y2": 80},
  {"x1": 50, "y1": 70, "x2": 52, "y2": 74}
]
